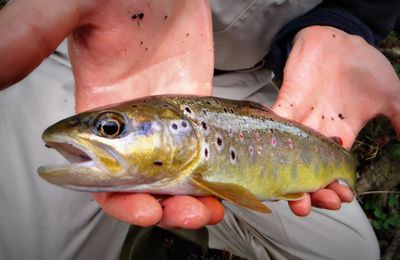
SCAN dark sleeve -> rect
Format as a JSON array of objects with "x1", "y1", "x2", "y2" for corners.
[{"x1": 266, "y1": 0, "x2": 400, "y2": 82}]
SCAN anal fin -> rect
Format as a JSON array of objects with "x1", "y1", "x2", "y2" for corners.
[{"x1": 191, "y1": 174, "x2": 271, "y2": 214}]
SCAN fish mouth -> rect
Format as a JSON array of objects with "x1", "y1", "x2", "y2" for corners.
[
  {"x1": 46, "y1": 141, "x2": 93, "y2": 164},
  {"x1": 38, "y1": 135, "x2": 104, "y2": 189}
]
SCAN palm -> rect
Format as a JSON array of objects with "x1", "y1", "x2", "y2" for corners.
[
  {"x1": 273, "y1": 26, "x2": 400, "y2": 148},
  {"x1": 70, "y1": 0, "x2": 213, "y2": 111}
]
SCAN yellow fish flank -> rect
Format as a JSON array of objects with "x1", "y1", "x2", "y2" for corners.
[{"x1": 38, "y1": 95, "x2": 356, "y2": 213}]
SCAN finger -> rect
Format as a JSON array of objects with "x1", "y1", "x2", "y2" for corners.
[
  {"x1": 159, "y1": 196, "x2": 211, "y2": 229},
  {"x1": 92, "y1": 193, "x2": 163, "y2": 227},
  {"x1": 198, "y1": 197, "x2": 225, "y2": 225},
  {"x1": 288, "y1": 193, "x2": 311, "y2": 217},
  {"x1": 310, "y1": 189, "x2": 341, "y2": 210},
  {"x1": 326, "y1": 181, "x2": 354, "y2": 203},
  {"x1": 0, "y1": 0, "x2": 85, "y2": 88}
]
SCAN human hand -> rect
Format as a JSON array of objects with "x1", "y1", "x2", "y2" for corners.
[
  {"x1": 0, "y1": 0, "x2": 224, "y2": 228},
  {"x1": 273, "y1": 26, "x2": 400, "y2": 216}
]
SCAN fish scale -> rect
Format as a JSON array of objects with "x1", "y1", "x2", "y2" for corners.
[{"x1": 38, "y1": 95, "x2": 356, "y2": 213}]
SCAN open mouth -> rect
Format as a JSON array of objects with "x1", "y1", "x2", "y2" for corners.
[
  {"x1": 38, "y1": 136, "x2": 99, "y2": 178},
  {"x1": 46, "y1": 141, "x2": 93, "y2": 165}
]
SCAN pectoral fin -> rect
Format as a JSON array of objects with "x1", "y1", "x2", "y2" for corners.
[
  {"x1": 191, "y1": 174, "x2": 271, "y2": 214},
  {"x1": 279, "y1": 192, "x2": 306, "y2": 201}
]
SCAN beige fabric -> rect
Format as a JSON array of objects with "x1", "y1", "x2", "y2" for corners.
[{"x1": 211, "y1": 0, "x2": 322, "y2": 70}]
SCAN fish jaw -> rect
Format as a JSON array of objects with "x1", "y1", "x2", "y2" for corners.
[{"x1": 38, "y1": 133, "x2": 127, "y2": 190}]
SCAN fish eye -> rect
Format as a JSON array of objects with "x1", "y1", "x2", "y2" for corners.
[{"x1": 95, "y1": 112, "x2": 125, "y2": 138}]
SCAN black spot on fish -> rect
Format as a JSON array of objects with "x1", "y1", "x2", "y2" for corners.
[
  {"x1": 206, "y1": 101, "x2": 211, "y2": 105},
  {"x1": 164, "y1": 15, "x2": 168, "y2": 19},
  {"x1": 131, "y1": 14, "x2": 137, "y2": 19},
  {"x1": 311, "y1": 107, "x2": 314, "y2": 110},
  {"x1": 201, "y1": 121, "x2": 207, "y2": 131},
  {"x1": 145, "y1": 47, "x2": 148, "y2": 51},
  {"x1": 290, "y1": 104, "x2": 294, "y2": 107},
  {"x1": 204, "y1": 148, "x2": 209, "y2": 157},
  {"x1": 217, "y1": 137, "x2": 222, "y2": 146},
  {"x1": 203, "y1": 110, "x2": 207, "y2": 115},
  {"x1": 138, "y1": 13, "x2": 144, "y2": 19},
  {"x1": 338, "y1": 113, "x2": 344, "y2": 119},
  {"x1": 229, "y1": 108, "x2": 234, "y2": 113},
  {"x1": 154, "y1": 161, "x2": 163, "y2": 166},
  {"x1": 140, "y1": 41, "x2": 143, "y2": 45},
  {"x1": 322, "y1": 115, "x2": 325, "y2": 119},
  {"x1": 331, "y1": 117, "x2": 334, "y2": 121},
  {"x1": 332, "y1": 33, "x2": 336, "y2": 38},
  {"x1": 186, "y1": 32, "x2": 189, "y2": 36},
  {"x1": 223, "y1": 108, "x2": 228, "y2": 113},
  {"x1": 230, "y1": 149, "x2": 236, "y2": 160},
  {"x1": 184, "y1": 107, "x2": 191, "y2": 113},
  {"x1": 45, "y1": 144, "x2": 51, "y2": 148},
  {"x1": 131, "y1": 105, "x2": 138, "y2": 108},
  {"x1": 181, "y1": 121, "x2": 187, "y2": 128},
  {"x1": 171, "y1": 123, "x2": 178, "y2": 130}
]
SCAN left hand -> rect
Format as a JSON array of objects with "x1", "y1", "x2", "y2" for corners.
[{"x1": 273, "y1": 26, "x2": 400, "y2": 216}]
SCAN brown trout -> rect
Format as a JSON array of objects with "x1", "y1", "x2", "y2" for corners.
[{"x1": 38, "y1": 95, "x2": 356, "y2": 213}]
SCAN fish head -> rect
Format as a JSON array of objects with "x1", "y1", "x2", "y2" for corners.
[{"x1": 38, "y1": 100, "x2": 200, "y2": 192}]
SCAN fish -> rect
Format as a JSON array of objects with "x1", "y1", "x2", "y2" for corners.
[{"x1": 38, "y1": 95, "x2": 356, "y2": 213}]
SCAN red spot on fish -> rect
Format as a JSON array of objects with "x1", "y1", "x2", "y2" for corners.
[
  {"x1": 287, "y1": 138, "x2": 294, "y2": 149},
  {"x1": 255, "y1": 132, "x2": 261, "y2": 142},
  {"x1": 248, "y1": 145, "x2": 254, "y2": 157},
  {"x1": 239, "y1": 132, "x2": 244, "y2": 142},
  {"x1": 271, "y1": 137, "x2": 277, "y2": 147}
]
